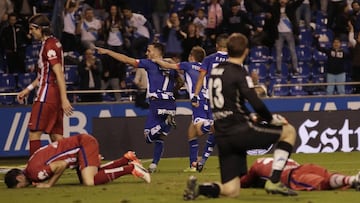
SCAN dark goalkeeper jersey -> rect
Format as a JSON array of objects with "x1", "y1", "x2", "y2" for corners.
[{"x1": 209, "y1": 61, "x2": 272, "y2": 134}]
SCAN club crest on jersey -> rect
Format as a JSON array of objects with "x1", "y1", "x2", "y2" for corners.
[
  {"x1": 37, "y1": 170, "x2": 49, "y2": 180},
  {"x1": 47, "y1": 49, "x2": 57, "y2": 59}
]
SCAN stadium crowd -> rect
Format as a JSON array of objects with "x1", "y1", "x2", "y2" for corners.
[{"x1": 1, "y1": 0, "x2": 360, "y2": 104}]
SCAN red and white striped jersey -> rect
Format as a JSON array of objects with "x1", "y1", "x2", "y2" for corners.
[{"x1": 35, "y1": 37, "x2": 63, "y2": 103}]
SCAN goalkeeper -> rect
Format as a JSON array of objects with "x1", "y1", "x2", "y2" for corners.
[{"x1": 184, "y1": 33, "x2": 298, "y2": 200}]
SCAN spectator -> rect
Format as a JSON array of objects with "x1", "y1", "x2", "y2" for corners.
[
  {"x1": 348, "y1": 21, "x2": 360, "y2": 94},
  {"x1": 78, "y1": 48, "x2": 103, "y2": 102},
  {"x1": 1, "y1": 13, "x2": 30, "y2": 73},
  {"x1": 61, "y1": 0, "x2": 80, "y2": 52},
  {"x1": 223, "y1": 1, "x2": 254, "y2": 37},
  {"x1": 349, "y1": 1, "x2": 360, "y2": 36},
  {"x1": 0, "y1": 0, "x2": 13, "y2": 28},
  {"x1": 193, "y1": 8, "x2": 207, "y2": 38},
  {"x1": 179, "y1": 3, "x2": 196, "y2": 30},
  {"x1": 122, "y1": 5, "x2": 151, "y2": 58},
  {"x1": 102, "y1": 4, "x2": 127, "y2": 101},
  {"x1": 133, "y1": 68, "x2": 149, "y2": 109},
  {"x1": 152, "y1": 0, "x2": 170, "y2": 35},
  {"x1": 267, "y1": 0, "x2": 303, "y2": 76},
  {"x1": 163, "y1": 12, "x2": 186, "y2": 58},
  {"x1": 331, "y1": 3, "x2": 350, "y2": 41},
  {"x1": 181, "y1": 23, "x2": 203, "y2": 61},
  {"x1": 76, "y1": 7, "x2": 102, "y2": 51},
  {"x1": 206, "y1": 0, "x2": 223, "y2": 46},
  {"x1": 315, "y1": 36, "x2": 348, "y2": 95},
  {"x1": 296, "y1": 0, "x2": 312, "y2": 30},
  {"x1": 251, "y1": 70, "x2": 268, "y2": 97},
  {"x1": 328, "y1": 0, "x2": 347, "y2": 30}
]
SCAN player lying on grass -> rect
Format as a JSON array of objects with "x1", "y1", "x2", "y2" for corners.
[
  {"x1": 240, "y1": 157, "x2": 360, "y2": 191},
  {"x1": 4, "y1": 134, "x2": 150, "y2": 188}
]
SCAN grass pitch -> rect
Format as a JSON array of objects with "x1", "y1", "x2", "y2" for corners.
[{"x1": 1, "y1": 152, "x2": 360, "y2": 203}]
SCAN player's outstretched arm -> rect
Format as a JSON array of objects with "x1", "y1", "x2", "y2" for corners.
[
  {"x1": 96, "y1": 47, "x2": 137, "y2": 67},
  {"x1": 152, "y1": 59, "x2": 178, "y2": 70}
]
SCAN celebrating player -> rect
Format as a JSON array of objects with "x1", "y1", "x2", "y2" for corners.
[
  {"x1": 96, "y1": 43, "x2": 178, "y2": 173},
  {"x1": 4, "y1": 134, "x2": 150, "y2": 188},
  {"x1": 16, "y1": 14, "x2": 73, "y2": 155},
  {"x1": 191, "y1": 34, "x2": 229, "y2": 171},
  {"x1": 152, "y1": 46, "x2": 214, "y2": 172},
  {"x1": 183, "y1": 33, "x2": 298, "y2": 200},
  {"x1": 241, "y1": 157, "x2": 360, "y2": 191}
]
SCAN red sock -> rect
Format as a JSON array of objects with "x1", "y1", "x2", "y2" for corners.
[
  {"x1": 94, "y1": 165, "x2": 134, "y2": 185},
  {"x1": 99, "y1": 157, "x2": 129, "y2": 170},
  {"x1": 29, "y1": 140, "x2": 41, "y2": 156}
]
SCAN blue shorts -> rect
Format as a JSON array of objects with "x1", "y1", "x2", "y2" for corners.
[
  {"x1": 144, "y1": 99, "x2": 176, "y2": 130},
  {"x1": 192, "y1": 99, "x2": 213, "y2": 124}
]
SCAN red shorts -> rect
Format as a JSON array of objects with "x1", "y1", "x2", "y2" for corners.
[
  {"x1": 77, "y1": 134, "x2": 100, "y2": 169},
  {"x1": 289, "y1": 164, "x2": 332, "y2": 190},
  {"x1": 28, "y1": 101, "x2": 63, "y2": 135}
]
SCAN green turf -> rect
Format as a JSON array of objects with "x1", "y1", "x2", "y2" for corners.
[{"x1": 1, "y1": 152, "x2": 360, "y2": 203}]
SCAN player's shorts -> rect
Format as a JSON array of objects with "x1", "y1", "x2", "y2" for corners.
[
  {"x1": 28, "y1": 101, "x2": 63, "y2": 135},
  {"x1": 288, "y1": 164, "x2": 332, "y2": 190},
  {"x1": 76, "y1": 134, "x2": 101, "y2": 169},
  {"x1": 192, "y1": 99, "x2": 213, "y2": 124},
  {"x1": 216, "y1": 121, "x2": 282, "y2": 183},
  {"x1": 144, "y1": 99, "x2": 176, "y2": 130}
]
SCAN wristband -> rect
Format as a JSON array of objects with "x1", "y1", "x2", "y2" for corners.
[{"x1": 26, "y1": 84, "x2": 34, "y2": 91}]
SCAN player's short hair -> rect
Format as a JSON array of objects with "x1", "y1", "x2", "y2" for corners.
[
  {"x1": 4, "y1": 168, "x2": 23, "y2": 188},
  {"x1": 227, "y1": 33, "x2": 248, "y2": 57},
  {"x1": 190, "y1": 46, "x2": 206, "y2": 62},
  {"x1": 216, "y1": 33, "x2": 229, "y2": 49},
  {"x1": 150, "y1": 42, "x2": 165, "y2": 56},
  {"x1": 29, "y1": 14, "x2": 52, "y2": 36}
]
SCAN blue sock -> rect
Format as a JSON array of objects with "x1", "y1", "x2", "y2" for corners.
[
  {"x1": 160, "y1": 121, "x2": 171, "y2": 135},
  {"x1": 201, "y1": 133, "x2": 216, "y2": 164},
  {"x1": 152, "y1": 139, "x2": 164, "y2": 165},
  {"x1": 189, "y1": 139, "x2": 198, "y2": 167}
]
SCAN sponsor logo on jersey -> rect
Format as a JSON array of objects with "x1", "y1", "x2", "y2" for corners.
[{"x1": 47, "y1": 49, "x2": 57, "y2": 60}]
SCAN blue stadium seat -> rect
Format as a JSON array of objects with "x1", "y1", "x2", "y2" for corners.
[
  {"x1": 312, "y1": 64, "x2": 326, "y2": 77},
  {"x1": 314, "y1": 28, "x2": 334, "y2": 49},
  {"x1": 17, "y1": 72, "x2": 37, "y2": 89},
  {"x1": 296, "y1": 45, "x2": 313, "y2": 62},
  {"x1": 271, "y1": 46, "x2": 291, "y2": 62},
  {"x1": 315, "y1": 11, "x2": 328, "y2": 29},
  {"x1": 269, "y1": 78, "x2": 289, "y2": 96},
  {"x1": 249, "y1": 46, "x2": 270, "y2": 63},
  {"x1": 248, "y1": 62, "x2": 268, "y2": 79},
  {"x1": 253, "y1": 13, "x2": 266, "y2": 27},
  {"x1": 64, "y1": 65, "x2": 79, "y2": 86},
  {"x1": 0, "y1": 73, "x2": 16, "y2": 104},
  {"x1": 297, "y1": 61, "x2": 311, "y2": 78},
  {"x1": 311, "y1": 76, "x2": 327, "y2": 95},
  {"x1": 269, "y1": 62, "x2": 289, "y2": 78},
  {"x1": 313, "y1": 49, "x2": 328, "y2": 64},
  {"x1": 298, "y1": 28, "x2": 313, "y2": 45},
  {"x1": 289, "y1": 77, "x2": 309, "y2": 96}
]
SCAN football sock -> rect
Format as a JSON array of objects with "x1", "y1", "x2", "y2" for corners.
[
  {"x1": 100, "y1": 157, "x2": 128, "y2": 170},
  {"x1": 29, "y1": 140, "x2": 41, "y2": 156},
  {"x1": 201, "y1": 133, "x2": 215, "y2": 164},
  {"x1": 189, "y1": 138, "x2": 199, "y2": 167},
  {"x1": 198, "y1": 183, "x2": 220, "y2": 198},
  {"x1": 160, "y1": 121, "x2": 171, "y2": 135},
  {"x1": 270, "y1": 141, "x2": 292, "y2": 183},
  {"x1": 152, "y1": 139, "x2": 164, "y2": 165},
  {"x1": 94, "y1": 165, "x2": 133, "y2": 185},
  {"x1": 329, "y1": 174, "x2": 356, "y2": 188}
]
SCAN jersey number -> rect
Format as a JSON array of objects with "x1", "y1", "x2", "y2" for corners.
[{"x1": 208, "y1": 78, "x2": 224, "y2": 109}]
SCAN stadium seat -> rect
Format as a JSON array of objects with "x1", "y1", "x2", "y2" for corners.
[
  {"x1": 297, "y1": 61, "x2": 311, "y2": 78},
  {"x1": 271, "y1": 46, "x2": 291, "y2": 63},
  {"x1": 311, "y1": 76, "x2": 327, "y2": 95},
  {"x1": 0, "y1": 73, "x2": 16, "y2": 105},
  {"x1": 313, "y1": 49, "x2": 328, "y2": 65},
  {"x1": 289, "y1": 77, "x2": 309, "y2": 96},
  {"x1": 269, "y1": 78, "x2": 289, "y2": 96},
  {"x1": 269, "y1": 63, "x2": 289, "y2": 78},
  {"x1": 312, "y1": 64, "x2": 326, "y2": 77},
  {"x1": 315, "y1": 11, "x2": 328, "y2": 29},
  {"x1": 314, "y1": 28, "x2": 334, "y2": 49},
  {"x1": 298, "y1": 28, "x2": 313, "y2": 46},
  {"x1": 253, "y1": 13, "x2": 266, "y2": 27},
  {"x1": 248, "y1": 62, "x2": 268, "y2": 79},
  {"x1": 64, "y1": 65, "x2": 79, "y2": 86},
  {"x1": 249, "y1": 46, "x2": 270, "y2": 63},
  {"x1": 296, "y1": 45, "x2": 313, "y2": 62},
  {"x1": 17, "y1": 72, "x2": 37, "y2": 89}
]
